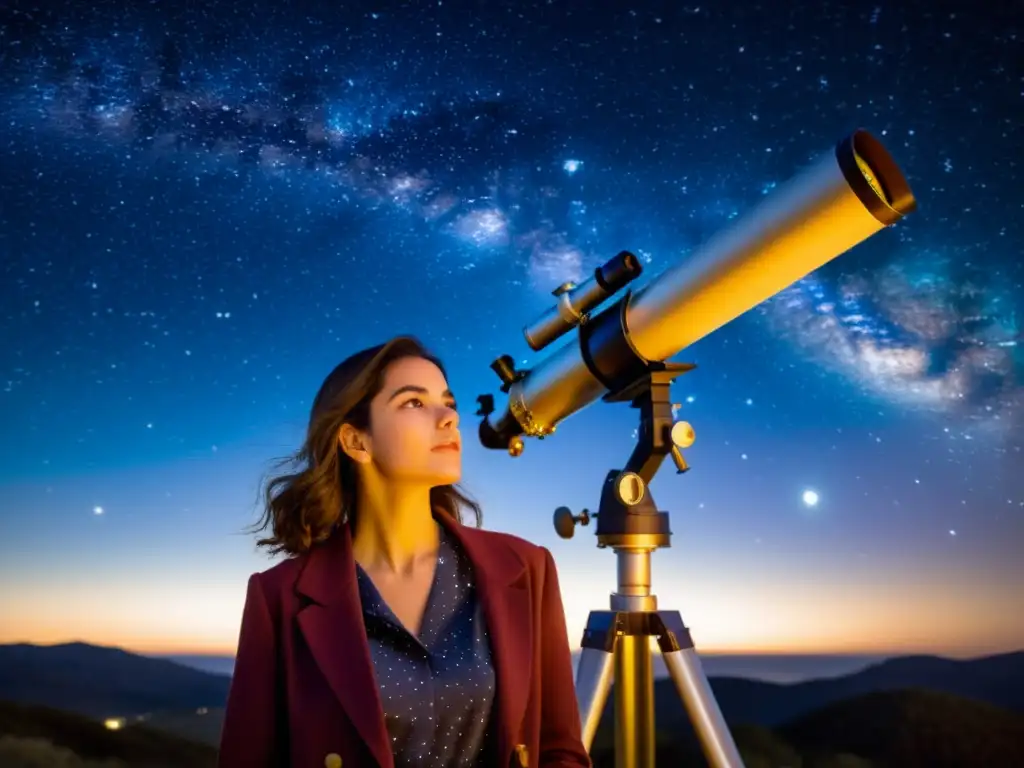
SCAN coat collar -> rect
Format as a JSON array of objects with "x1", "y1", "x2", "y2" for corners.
[{"x1": 294, "y1": 512, "x2": 533, "y2": 768}]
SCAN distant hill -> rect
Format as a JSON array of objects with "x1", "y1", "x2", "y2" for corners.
[
  {"x1": 0, "y1": 643, "x2": 230, "y2": 718},
  {"x1": 3, "y1": 643, "x2": 1023, "y2": 728},
  {"x1": 635, "y1": 650, "x2": 1024, "y2": 733},
  {"x1": 780, "y1": 688, "x2": 1024, "y2": 768},
  {"x1": 581, "y1": 686, "x2": 1024, "y2": 768},
  {"x1": 0, "y1": 699, "x2": 216, "y2": 767}
]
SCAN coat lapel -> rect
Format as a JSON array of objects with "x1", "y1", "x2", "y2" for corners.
[
  {"x1": 295, "y1": 527, "x2": 393, "y2": 768},
  {"x1": 441, "y1": 515, "x2": 534, "y2": 765}
]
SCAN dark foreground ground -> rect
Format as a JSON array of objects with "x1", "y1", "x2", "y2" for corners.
[{"x1": 3, "y1": 686, "x2": 1024, "y2": 767}]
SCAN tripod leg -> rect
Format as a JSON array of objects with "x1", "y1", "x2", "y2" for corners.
[
  {"x1": 575, "y1": 612, "x2": 618, "y2": 751},
  {"x1": 657, "y1": 613, "x2": 745, "y2": 768},
  {"x1": 615, "y1": 634, "x2": 656, "y2": 768},
  {"x1": 575, "y1": 646, "x2": 615, "y2": 750}
]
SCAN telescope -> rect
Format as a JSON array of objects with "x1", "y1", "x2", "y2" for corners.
[
  {"x1": 477, "y1": 129, "x2": 915, "y2": 455},
  {"x1": 476, "y1": 129, "x2": 916, "y2": 768}
]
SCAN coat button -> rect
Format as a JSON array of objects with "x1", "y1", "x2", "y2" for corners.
[
  {"x1": 324, "y1": 753, "x2": 342, "y2": 768},
  {"x1": 514, "y1": 743, "x2": 529, "y2": 767}
]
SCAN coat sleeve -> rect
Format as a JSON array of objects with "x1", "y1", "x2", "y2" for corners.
[
  {"x1": 218, "y1": 573, "x2": 286, "y2": 767},
  {"x1": 537, "y1": 547, "x2": 592, "y2": 767}
]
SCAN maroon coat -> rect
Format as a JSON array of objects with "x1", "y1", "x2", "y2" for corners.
[{"x1": 218, "y1": 513, "x2": 591, "y2": 768}]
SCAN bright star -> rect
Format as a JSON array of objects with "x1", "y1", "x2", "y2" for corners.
[{"x1": 801, "y1": 490, "x2": 819, "y2": 507}]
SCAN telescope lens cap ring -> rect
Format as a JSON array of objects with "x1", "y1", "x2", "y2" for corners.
[{"x1": 614, "y1": 471, "x2": 646, "y2": 506}]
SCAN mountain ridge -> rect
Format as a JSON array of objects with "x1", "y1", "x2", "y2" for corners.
[
  {"x1": 0, "y1": 642, "x2": 231, "y2": 718},
  {"x1": 1, "y1": 642, "x2": 1022, "y2": 727},
  {"x1": 2, "y1": 643, "x2": 1023, "y2": 767}
]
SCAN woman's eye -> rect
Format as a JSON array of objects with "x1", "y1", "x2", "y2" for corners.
[{"x1": 400, "y1": 398, "x2": 457, "y2": 410}]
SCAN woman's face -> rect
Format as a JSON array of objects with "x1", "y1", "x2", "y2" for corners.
[{"x1": 344, "y1": 356, "x2": 462, "y2": 487}]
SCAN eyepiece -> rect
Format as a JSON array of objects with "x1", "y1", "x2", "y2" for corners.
[{"x1": 595, "y1": 250, "x2": 642, "y2": 294}]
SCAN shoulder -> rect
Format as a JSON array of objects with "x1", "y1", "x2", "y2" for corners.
[
  {"x1": 457, "y1": 524, "x2": 556, "y2": 575},
  {"x1": 461, "y1": 523, "x2": 541, "y2": 554},
  {"x1": 255, "y1": 552, "x2": 305, "y2": 585},
  {"x1": 244, "y1": 554, "x2": 306, "y2": 613}
]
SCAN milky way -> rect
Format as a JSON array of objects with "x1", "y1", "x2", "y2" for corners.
[
  {"x1": 2, "y1": 2, "x2": 1022, "y2": 434},
  {"x1": 762, "y1": 250, "x2": 1022, "y2": 432},
  {"x1": 1, "y1": 12, "x2": 610, "y2": 290}
]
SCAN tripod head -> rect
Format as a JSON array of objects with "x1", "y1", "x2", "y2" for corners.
[{"x1": 552, "y1": 361, "x2": 695, "y2": 552}]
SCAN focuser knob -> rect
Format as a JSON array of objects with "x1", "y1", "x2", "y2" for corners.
[
  {"x1": 489, "y1": 354, "x2": 524, "y2": 393},
  {"x1": 552, "y1": 281, "x2": 576, "y2": 297},
  {"x1": 476, "y1": 394, "x2": 495, "y2": 417}
]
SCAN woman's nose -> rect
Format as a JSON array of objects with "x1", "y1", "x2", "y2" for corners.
[{"x1": 439, "y1": 406, "x2": 459, "y2": 428}]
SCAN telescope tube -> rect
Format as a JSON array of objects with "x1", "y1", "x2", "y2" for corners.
[{"x1": 482, "y1": 129, "x2": 917, "y2": 448}]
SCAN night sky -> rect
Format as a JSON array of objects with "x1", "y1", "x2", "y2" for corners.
[{"x1": 1, "y1": 0, "x2": 1022, "y2": 661}]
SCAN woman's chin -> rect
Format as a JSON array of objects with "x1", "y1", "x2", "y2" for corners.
[
  {"x1": 427, "y1": 465, "x2": 462, "y2": 487},
  {"x1": 433, "y1": 470, "x2": 462, "y2": 487}
]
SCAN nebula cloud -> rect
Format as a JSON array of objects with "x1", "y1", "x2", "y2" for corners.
[{"x1": 760, "y1": 251, "x2": 1022, "y2": 431}]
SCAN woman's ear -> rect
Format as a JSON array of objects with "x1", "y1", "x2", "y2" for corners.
[{"x1": 338, "y1": 424, "x2": 372, "y2": 464}]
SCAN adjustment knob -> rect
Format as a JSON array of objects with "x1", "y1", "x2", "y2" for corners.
[
  {"x1": 671, "y1": 420, "x2": 695, "y2": 448},
  {"x1": 553, "y1": 506, "x2": 592, "y2": 539},
  {"x1": 613, "y1": 471, "x2": 646, "y2": 506},
  {"x1": 670, "y1": 421, "x2": 695, "y2": 473}
]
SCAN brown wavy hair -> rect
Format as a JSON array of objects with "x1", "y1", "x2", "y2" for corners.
[{"x1": 252, "y1": 335, "x2": 482, "y2": 557}]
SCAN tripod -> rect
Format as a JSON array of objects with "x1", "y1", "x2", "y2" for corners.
[{"x1": 552, "y1": 362, "x2": 745, "y2": 768}]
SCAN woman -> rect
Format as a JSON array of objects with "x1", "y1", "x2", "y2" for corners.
[{"x1": 218, "y1": 336, "x2": 590, "y2": 768}]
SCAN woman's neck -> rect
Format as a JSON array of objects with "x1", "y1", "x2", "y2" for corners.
[{"x1": 350, "y1": 481, "x2": 440, "y2": 576}]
